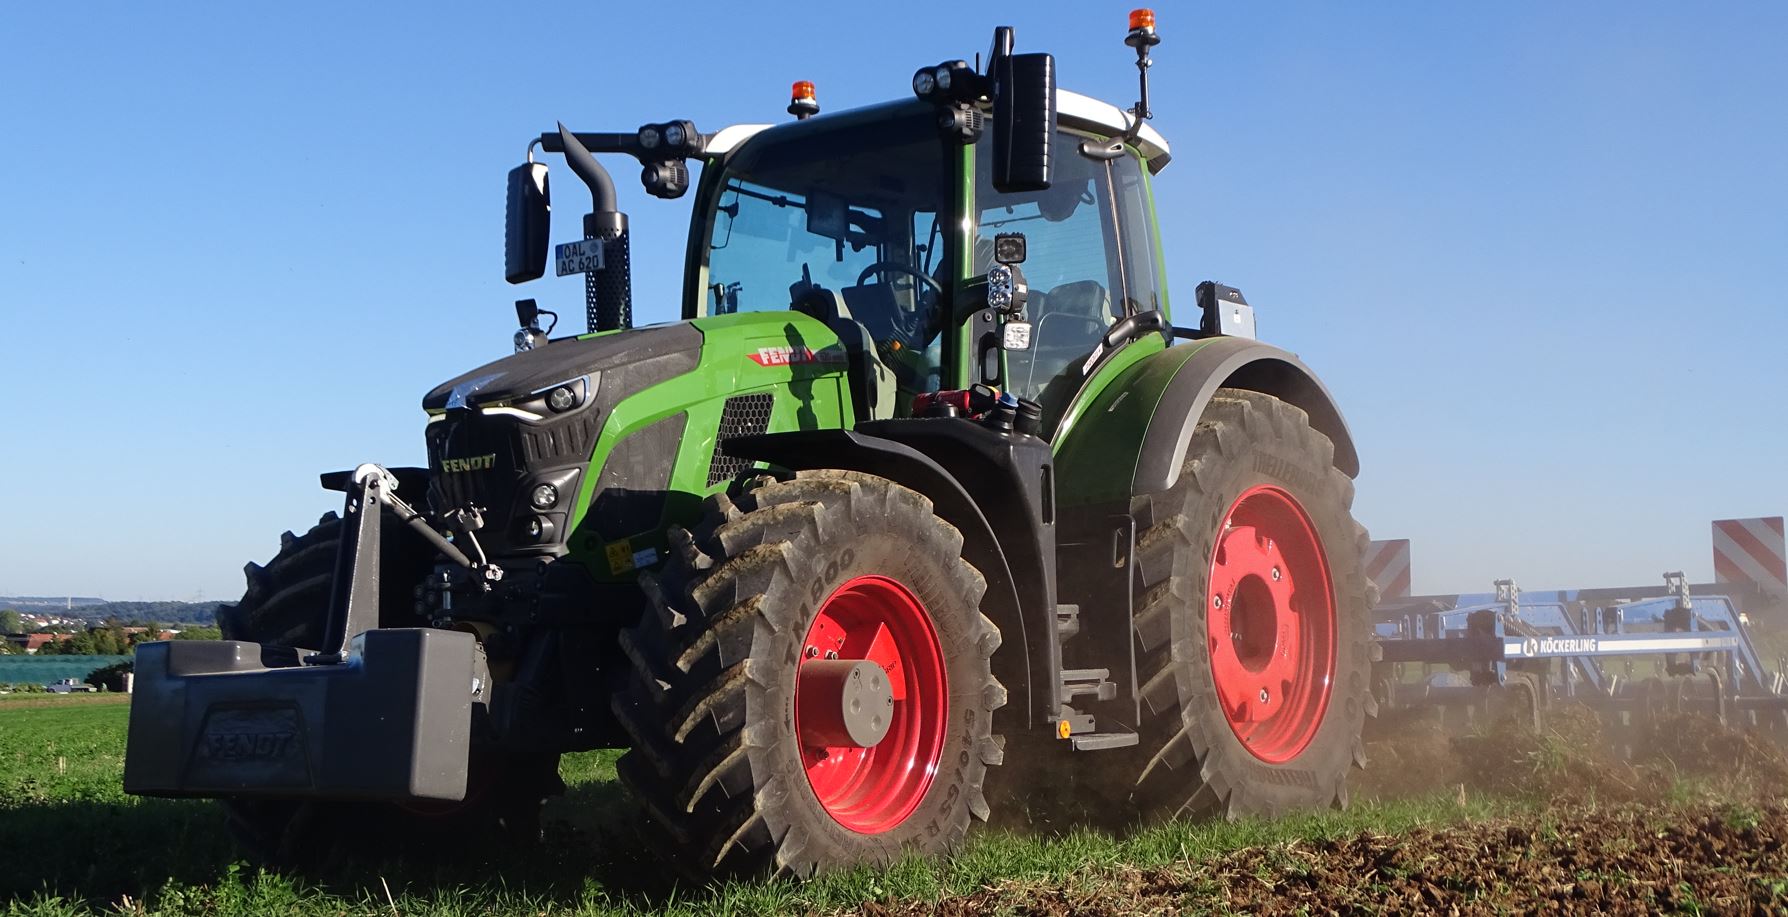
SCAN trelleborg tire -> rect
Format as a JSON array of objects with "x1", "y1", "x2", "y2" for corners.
[
  {"x1": 1128, "y1": 389, "x2": 1375, "y2": 820},
  {"x1": 215, "y1": 513, "x2": 561, "y2": 865},
  {"x1": 611, "y1": 470, "x2": 1006, "y2": 878}
]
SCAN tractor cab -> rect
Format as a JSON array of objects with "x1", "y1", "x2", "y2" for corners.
[
  {"x1": 508, "y1": 23, "x2": 1175, "y2": 439},
  {"x1": 682, "y1": 91, "x2": 1172, "y2": 435}
]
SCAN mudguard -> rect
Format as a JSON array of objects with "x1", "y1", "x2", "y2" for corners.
[{"x1": 1054, "y1": 336, "x2": 1359, "y2": 506}]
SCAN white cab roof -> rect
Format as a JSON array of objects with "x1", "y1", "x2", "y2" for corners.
[{"x1": 706, "y1": 89, "x2": 1172, "y2": 172}]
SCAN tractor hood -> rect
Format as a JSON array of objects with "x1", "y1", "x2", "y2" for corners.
[{"x1": 422, "y1": 324, "x2": 702, "y2": 412}]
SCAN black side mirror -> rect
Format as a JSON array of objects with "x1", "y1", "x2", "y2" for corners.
[
  {"x1": 989, "y1": 27, "x2": 1056, "y2": 194},
  {"x1": 505, "y1": 162, "x2": 551, "y2": 284}
]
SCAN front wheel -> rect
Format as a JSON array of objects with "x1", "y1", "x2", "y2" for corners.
[
  {"x1": 611, "y1": 471, "x2": 1006, "y2": 877},
  {"x1": 1128, "y1": 389, "x2": 1375, "y2": 819}
]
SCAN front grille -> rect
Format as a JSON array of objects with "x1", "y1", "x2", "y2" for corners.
[
  {"x1": 707, "y1": 393, "x2": 774, "y2": 486},
  {"x1": 427, "y1": 412, "x2": 525, "y2": 551}
]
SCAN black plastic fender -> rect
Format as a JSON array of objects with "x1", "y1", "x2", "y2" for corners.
[
  {"x1": 724, "y1": 427, "x2": 1049, "y2": 728},
  {"x1": 1135, "y1": 337, "x2": 1359, "y2": 493}
]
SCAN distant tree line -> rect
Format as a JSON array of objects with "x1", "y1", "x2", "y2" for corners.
[
  {"x1": 72, "y1": 601, "x2": 224, "y2": 626},
  {"x1": 0, "y1": 601, "x2": 222, "y2": 631}
]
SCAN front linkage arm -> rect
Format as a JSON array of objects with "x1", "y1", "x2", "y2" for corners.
[{"x1": 310, "y1": 463, "x2": 502, "y2": 664}]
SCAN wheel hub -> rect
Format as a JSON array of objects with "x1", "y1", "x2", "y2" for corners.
[
  {"x1": 795, "y1": 659, "x2": 895, "y2": 748},
  {"x1": 1206, "y1": 485, "x2": 1337, "y2": 764},
  {"x1": 795, "y1": 575, "x2": 947, "y2": 834}
]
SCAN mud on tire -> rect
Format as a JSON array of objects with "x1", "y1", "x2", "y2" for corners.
[
  {"x1": 1127, "y1": 389, "x2": 1375, "y2": 820},
  {"x1": 611, "y1": 470, "x2": 1006, "y2": 877}
]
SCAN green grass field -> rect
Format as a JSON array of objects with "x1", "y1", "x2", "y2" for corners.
[{"x1": 0, "y1": 697, "x2": 1529, "y2": 916}]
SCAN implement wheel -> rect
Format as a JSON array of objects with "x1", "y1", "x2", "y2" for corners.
[
  {"x1": 611, "y1": 471, "x2": 1005, "y2": 877},
  {"x1": 1129, "y1": 389, "x2": 1374, "y2": 819},
  {"x1": 216, "y1": 514, "x2": 561, "y2": 865}
]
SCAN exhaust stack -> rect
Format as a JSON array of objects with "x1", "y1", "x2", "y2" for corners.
[{"x1": 556, "y1": 123, "x2": 633, "y2": 333}]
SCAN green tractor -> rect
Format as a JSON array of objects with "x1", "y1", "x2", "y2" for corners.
[{"x1": 125, "y1": 15, "x2": 1373, "y2": 877}]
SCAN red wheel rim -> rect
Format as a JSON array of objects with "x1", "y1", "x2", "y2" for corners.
[
  {"x1": 795, "y1": 575, "x2": 947, "y2": 833},
  {"x1": 1205, "y1": 485, "x2": 1337, "y2": 764}
]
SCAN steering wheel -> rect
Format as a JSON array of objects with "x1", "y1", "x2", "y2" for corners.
[{"x1": 856, "y1": 261, "x2": 945, "y2": 296}]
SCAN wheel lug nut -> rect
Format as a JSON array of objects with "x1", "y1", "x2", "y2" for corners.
[
  {"x1": 804, "y1": 646, "x2": 818, "y2": 658},
  {"x1": 1271, "y1": 567, "x2": 1282, "y2": 581},
  {"x1": 1213, "y1": 595, "x2": 1223, "y2": 609},
  {"x1": 1259, "y1": 688, "x2": 1270, "y2": 704}
]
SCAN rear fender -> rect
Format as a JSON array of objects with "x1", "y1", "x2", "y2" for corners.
[{"x1": 1055, "y1": 337, "x2": 1359, "y2": 505}]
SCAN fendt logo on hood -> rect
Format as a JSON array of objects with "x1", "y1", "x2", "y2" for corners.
[
  {"x1": 440, "y1": 453, "x2": 497, "y2": 473},
  {"x1": 747, "y1": 346, "x2": 847, "y2": 367}
]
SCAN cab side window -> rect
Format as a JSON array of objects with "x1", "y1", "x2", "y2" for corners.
[{"x1": 976, "y1": 134, "x2": 1161, "y2": 406}]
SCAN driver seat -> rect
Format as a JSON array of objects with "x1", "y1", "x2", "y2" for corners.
[{"x1": 791, "y1": 285, "x2": 896, "y2": 423}]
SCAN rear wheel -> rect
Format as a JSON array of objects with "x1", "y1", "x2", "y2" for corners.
[
  {"x1": 216, "y1": 513, "x2": 561, "y2": 866},
  {"x1": 611, "y1": 471, "x2": 1005, "y2": 877},
  {"x1": 1128, "y1": 389, "x2": 1374, "y2": 819}
]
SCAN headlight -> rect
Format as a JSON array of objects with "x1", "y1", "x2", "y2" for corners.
[
  {"x1": 530, "y1": 483, "x2": 559, "y2": 509},
  {"x1": 934, "y1": 66, "x2": 952, "y2": 92},
  {"x1": 547, "y1": 385, "x2": 579, "y2": 412},
  {"x1": 663, "y1": 123, "x2": 686, "y2": 148},
  {"x1": 638, "y1": 126, "x2": 661, "y2": 150}
]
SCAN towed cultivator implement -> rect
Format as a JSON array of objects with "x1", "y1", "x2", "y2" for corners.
[{"x1": 1371, "y1": 573, "x2": 1788, "y2": 747}]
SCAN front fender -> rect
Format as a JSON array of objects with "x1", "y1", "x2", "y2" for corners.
[{"x1": 1054, "y1": 337, "x2": 1359, "y2": 505}]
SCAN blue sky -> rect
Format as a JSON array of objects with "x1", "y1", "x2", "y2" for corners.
[{"x1": 1, "y1": 2, "x2": 1783, "y2": 600}]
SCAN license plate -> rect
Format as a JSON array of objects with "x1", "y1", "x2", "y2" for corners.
[{"x1": 555, "y1": 239, "x2": 605, "y2": 276}]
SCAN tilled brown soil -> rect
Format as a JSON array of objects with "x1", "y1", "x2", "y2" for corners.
[
  {"x1": 854, "y1": 708, "x2": 1788, "y2": 915},
  {"x1": 856, "y1": 802, "x2": 1788, "y2": 916}
]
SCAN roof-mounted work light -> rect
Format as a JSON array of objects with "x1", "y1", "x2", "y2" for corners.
[{"x1": 912, "y1": 60, "x2": 981, "y2": 104}]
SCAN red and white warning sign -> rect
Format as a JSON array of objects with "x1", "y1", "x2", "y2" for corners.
[
  {"x1": 1363, "y1": 538, "x2": 1412, "y2": 600},
  {"x1": 1712, "y1": 517, "x2": 1787, "y2": 599}
]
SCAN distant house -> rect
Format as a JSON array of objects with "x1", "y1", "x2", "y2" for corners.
[{"x1": 2, "y1": 633, "x2": 76, "y2": 654}]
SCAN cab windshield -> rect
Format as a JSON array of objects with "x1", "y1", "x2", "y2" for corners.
[{"x1": 697, "y1": 104, "x2": 951, "y2": 390}]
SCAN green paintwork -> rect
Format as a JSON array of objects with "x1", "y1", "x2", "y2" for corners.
[
  {"x1": 1049, "y1": 331, "x2": 1168, "y2": 447},
  {"x1": 947, "y1": 141, "x2": 976, "y2": 389},
  {"x1": 1051, "y1": 338, "x2": 1218, "y2": 507},
  {"x1": 562, "y1": 310, "x2": 853, "y2": 580}
]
